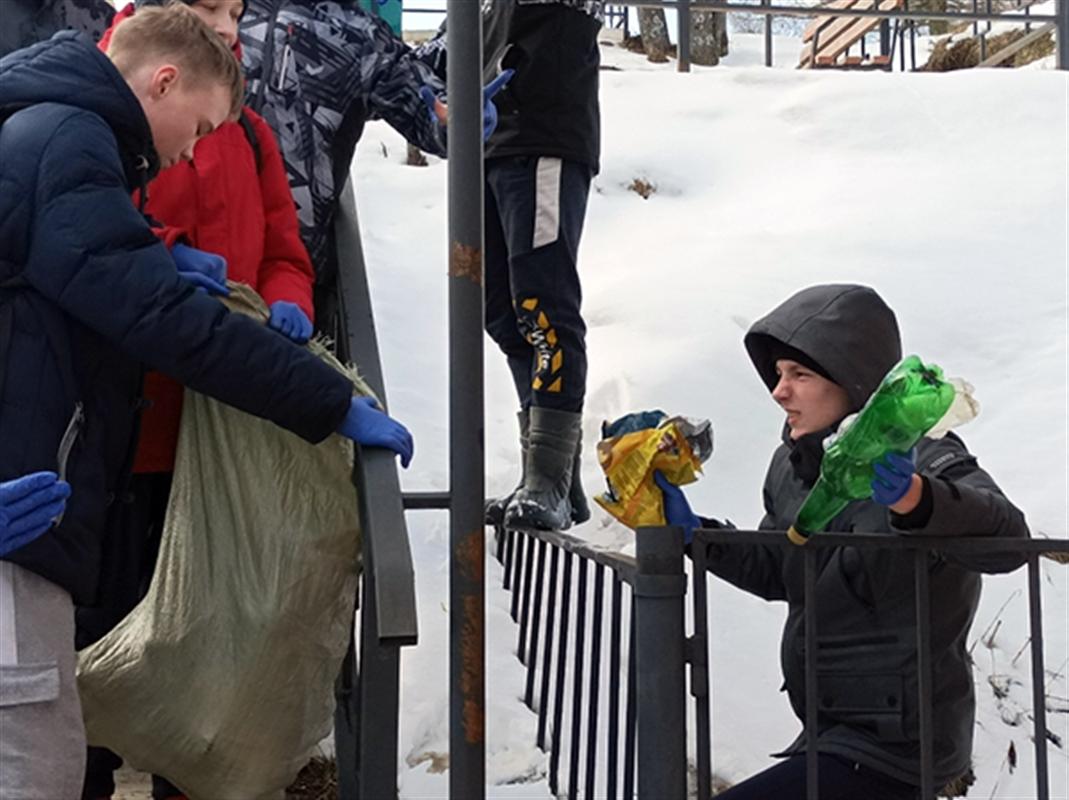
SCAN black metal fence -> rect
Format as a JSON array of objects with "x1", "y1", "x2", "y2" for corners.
[
  {"x1": 610, "y1": 0, "x2": 1068, "y2": 70},
  {"x1": 399, "y1": 0, "x2": 1068, "y2": 68},
  {"x1": 495, "y1": 523, "x2": 1069, "y2": 799},
  {"x1": 332, "y1": 180, "x2": 420, "y2": 799},
  {"x1": 496, "y1": 526, "x2": 646, "y2": 798}
]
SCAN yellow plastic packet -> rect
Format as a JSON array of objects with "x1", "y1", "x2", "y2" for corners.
[{"x1": 594, "y1": 412, "x2": 712, "y2": 528}]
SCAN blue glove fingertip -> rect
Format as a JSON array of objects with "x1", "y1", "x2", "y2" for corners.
[
  {"x1": 483, "y1": 68, "x2": 514, "y2": 99},
  {"x1": 653, "y1": 470, "x2": 671, "y2": 492}
]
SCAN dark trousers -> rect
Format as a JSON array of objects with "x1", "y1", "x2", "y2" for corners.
[
  {"x1": 485, "y1": 155, "x2": 591, "y2": 413},
  {"x1": 715, "y1": 754, "x2": 920, "y2": 800},
  {"x1": 76, "y1": 474, "x2": 183, "y2": 800}
]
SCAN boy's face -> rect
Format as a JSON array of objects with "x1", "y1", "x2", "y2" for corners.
[
  {"x1": 189, "y1": 0, "x2": 245, "y2": 50},
  {"x1": 131, "y1": 64, "x2": 232, "y2": 169},
  {"x1": 771, "y1": 359, "x2": 852, "y2": 441}
]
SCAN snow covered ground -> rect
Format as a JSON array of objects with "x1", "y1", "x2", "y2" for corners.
[{"x1": 351, "y1": 38, "x2": 1068, "y2": 799}]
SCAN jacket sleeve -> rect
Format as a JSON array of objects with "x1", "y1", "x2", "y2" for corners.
[
  {"x1": 139, "y1": 206, "x2": 191, "y2": 250},
  {"x1": 249, "y1": 110, "x2": 315, "y2": 321},
  {"x1": 355, "y1": 16, "x2": 448, "y2": 158},
  {"x1": 700, "y1": 458, "x2": 788, "y2": 602},
  {"x1": 25, "y1": 112, "x2": 350, "y2": 443},
  {"x1": 892, "y1": 434, "x2": 1030, "y2": 574}
]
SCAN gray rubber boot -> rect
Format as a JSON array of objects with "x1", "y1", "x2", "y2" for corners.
[
  {"x1": 569, "y1": 436, "x2": 591, "y2": 525},
  {"x1": 504, "y1": 407, "x2": 582, "y2": 531},
  {"x1": 485, "y1": 409, "x2": 529, "y2": 526}
]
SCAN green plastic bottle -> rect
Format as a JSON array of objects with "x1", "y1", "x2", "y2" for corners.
[{"x1": 786, "y1": 355, "x2": 956, "y2": 545}]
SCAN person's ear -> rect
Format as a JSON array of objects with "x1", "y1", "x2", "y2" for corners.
[{"x1": 149, "y1": 64, "x2": 181, "y2": 99}]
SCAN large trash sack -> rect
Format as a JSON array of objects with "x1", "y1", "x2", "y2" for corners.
[{"x1": 77, "y1": 285, "x2": 369, "y2": 800}]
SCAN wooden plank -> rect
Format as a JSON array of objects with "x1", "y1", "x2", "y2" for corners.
[
  {"x1": 802, "y1": 0, "x2": 859, "y2": 42},
  {"x1": 800, "y1": 0, "x2": 876, "y2": 65},
  {"x1": 816, "y1": 0, "x2": 901, "y2": 66},
  {"x1": 977, "y1": 22, "x2": 1055, "y2": 66}
]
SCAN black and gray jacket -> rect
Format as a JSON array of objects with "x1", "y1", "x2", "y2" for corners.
[
  {"x1": 704, "y1": 284, "x2": 1030, "y2": 788},
  {"x1": 239, "y1": 0, "x2": 447, "y2": 286},
  {"x1": 0, "y1": 0, "x2": 113, "y2": 58},
  {"x1": 415, "y1": 0, "x2": 604, "y2": 172}
]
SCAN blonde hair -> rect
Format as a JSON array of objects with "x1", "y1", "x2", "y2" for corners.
[{"x1": 107, "y1": 3, "x2": 244, "y2": 118}]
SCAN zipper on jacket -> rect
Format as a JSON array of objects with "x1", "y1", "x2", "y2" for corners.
[
  {"x1": 54, "y1": 401, "x2": 85, "y2": 526},
  {"x1": 135, "y1": 155, "x2": 151, "y2": 213},
  {"x1": 251, "y1": 0, "x2": 286, "y2": 114},
  {"x1": 276, "y1": 24, "x2": 294, "y2": 92}
]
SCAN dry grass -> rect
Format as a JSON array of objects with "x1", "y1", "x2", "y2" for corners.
[
  {"x1": 629, "y1": 177, "x2": 657, "y2": 199},
  {"x1": 285, "y1": 757, "x2": 338, "y2": 800},
  {"x1": 924, "y1": 27, "x2": 1054, "y2": 70}
]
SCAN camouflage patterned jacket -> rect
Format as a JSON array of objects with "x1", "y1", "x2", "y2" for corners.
[
  {"x1": 239, "y1": 0, "x2": 447, "y2": 287},
  {"x1": 0, "y1": 0, "x2": 113, "y2": 58}
]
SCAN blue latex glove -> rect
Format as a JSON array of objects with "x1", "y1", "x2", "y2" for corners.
[
  {"x1": 0, "y1": 472, "x2": 71, "y2": 557},
  {"x1": 267, "y1": 301, "x2": 313, "y2": 344},
  {"x1": 653, "y1": 470, "x2": 701, "y2": 544},
  {"x1": 871, "y1": 450, "x2": 917, "y2": 506},
  {"x1": 172, "y1": 243, "x2": 229, "y2": 296},
  {"x1": 419, "y1": 68, "x2": 515, "y2": 142},
  {"x1": 337, "y1": 396, "x2": 414, "y2": 468}
]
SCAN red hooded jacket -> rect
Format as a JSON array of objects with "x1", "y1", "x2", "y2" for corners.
[{"x1": 100, "y1": 5, "x2": 315, "y2": 473}]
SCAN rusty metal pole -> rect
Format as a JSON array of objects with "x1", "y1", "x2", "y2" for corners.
[{"x1": 448, "y1": 2, "x2": 486, "y2": 798}]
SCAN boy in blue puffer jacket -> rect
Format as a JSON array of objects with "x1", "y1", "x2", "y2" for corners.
[{"x1": 0, "y1": 6, "x2": 412, "y2": 795}]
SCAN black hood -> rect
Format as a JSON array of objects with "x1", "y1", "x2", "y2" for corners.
[
  {"x1": 744, "y1": 284, "x2": 902, "y2": 412},
  {"x1": 0, "y1": 31, "x2": 159, "y2": 186}
]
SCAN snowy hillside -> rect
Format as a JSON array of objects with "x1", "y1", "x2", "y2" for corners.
[{"x1": 351, "y1": 40, "x2": 1068, "y2": 799}]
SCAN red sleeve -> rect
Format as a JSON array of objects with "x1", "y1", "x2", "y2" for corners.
[
  {"x1": 248, "y1": 110, "x2": 316, "y2": 322},
  {"x1": 148, "y1": 219, "x2": 190, "y2": 250}
]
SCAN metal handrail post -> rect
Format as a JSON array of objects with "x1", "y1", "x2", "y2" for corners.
[
  {"x1": 332, "y1": 180, "x2": 418, "y2": 799},
  {"x1": 763, "y1": 0, "x2": 774, "y2": 66},
  {"x1": 1059, "y1": 0, "x2": 1069, "y2": 67},
  {"x1": 679, "y1": 0, "x2": 693, "y2": 71},
  {"x1": 1027, "y1": 555, "x2": 1051, "y2": 799},
  {"x1": 633, "y1": 525, "x2": 688, "y2": 798},
  {"x1": 447, "y1": 2, "x2": 486, "y2": 797}
]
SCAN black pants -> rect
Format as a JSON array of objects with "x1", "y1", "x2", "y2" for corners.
[
  {"x1": 76, "y1": 474, "x2": 183, "y2": 800},
  {"x1": 485, "y1": 155, "x2": 591, "y2": 413},
  {"x1": 715, "y1": 754, "x2": 920, "y2": 800}
]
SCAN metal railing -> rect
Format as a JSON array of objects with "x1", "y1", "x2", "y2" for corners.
[
  {"x1": 332, "y1": 180, "x2": 420, "y2": 799},
  {"x1": 495, "y1": 526, "x2": 646, "y2": 798},
  {"x1": 495, "y1": 523, "x2": 1069, "y2": 799},
  {"x1": 610, "y1": 0, "x2": 1068, "y2": 69}
]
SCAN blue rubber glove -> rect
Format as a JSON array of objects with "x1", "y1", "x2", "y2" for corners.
[
  {"x1": 653, "y1": 470, "x2": 701, "y2": 544},
  {"x1": 871, "y1": 450, "x2": 917, "y2": 506},
  {"x1": 267, "y1": 301, "x2": 313, "y2": 344},
  {"x1": 0, "y1": 472, "x2": 71, "y2": 557},
  {"x1": 337, "y1": 396, "x2": 414, "y2": 468},
  {"x1": 172, "y1": 243, "x2": 229, "y2": 296},
  {"x1": 418, "y1": 68, "x2": 515, "y2": 142}
]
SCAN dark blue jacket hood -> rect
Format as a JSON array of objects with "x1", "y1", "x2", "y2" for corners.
[{"x1": 0, "y1": 30, "x2": 160, "y2": 185}]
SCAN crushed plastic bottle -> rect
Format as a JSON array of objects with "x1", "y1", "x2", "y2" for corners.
[{"x1": 787, "y1": 355, "x2": 972, "y2": 545}]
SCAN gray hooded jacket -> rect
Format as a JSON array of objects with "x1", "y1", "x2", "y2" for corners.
[{"x1": 705, "y1": 284, "x2": 1029, "y2": 787}]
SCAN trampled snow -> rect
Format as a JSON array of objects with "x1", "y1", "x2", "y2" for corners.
[{"x1": 351, "y1": 40, "x2": 1068, "y2": 799}]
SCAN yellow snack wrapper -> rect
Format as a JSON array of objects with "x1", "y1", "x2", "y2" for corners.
[{"x1": 594, "y1": 414, "x2": 711, "y2": 528}]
